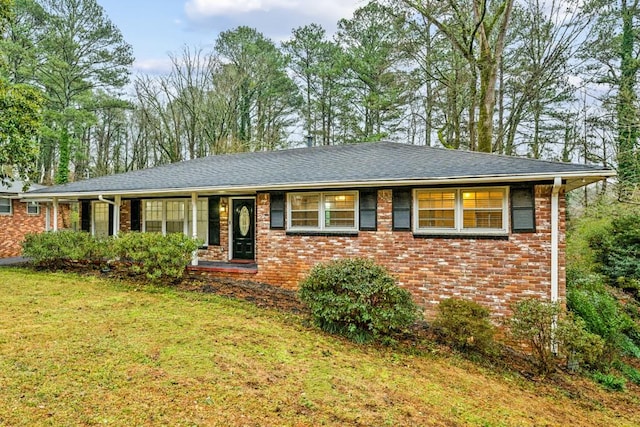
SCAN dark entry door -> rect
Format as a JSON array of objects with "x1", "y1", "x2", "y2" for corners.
[{"x1": 232, "y1": 199, "x2": 255, "y2": 260}]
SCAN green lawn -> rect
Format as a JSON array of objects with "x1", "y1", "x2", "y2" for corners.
[{"x1": 0, "y1": 269, "x2": 638, "y2": 426}]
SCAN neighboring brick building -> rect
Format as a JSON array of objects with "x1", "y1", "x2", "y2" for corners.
[
  {"x1": 0, "y1": 181, "x2": 70, "y2": 258},
  {"x1": 24, "y1": 142, "x2": 614, "y2": 317}
]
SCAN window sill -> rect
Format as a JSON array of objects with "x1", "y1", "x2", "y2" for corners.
[
  {"x1": 413, "y1": 233, "x2": 509, "y2": 241},
  {"x1": 286, "y1": 230, "x2": 359, "y2": 237}
]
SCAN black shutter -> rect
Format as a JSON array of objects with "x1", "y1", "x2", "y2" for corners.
[
  {"x1": 108, "y1": 204, "x2": 114, "y2": 236},
  {"x1": 130, "y1": 199, "x2": 141, "y2": 231},
  {"x1": 208, "y1": 196, "x2": 220, "y2": 245},
  {"x1": 511, "y1": 186, "x2": 536, "y2": 233},
  {"x1": 392, "y1": 189, "x2": 412, "y2": 230},
  {"x1": 270, "y1": 192, "x2": 285, "y2": 229},
  {"x1": 80, "y1": 200, "x2": 91, "y2": 232},
  {"x1": 359, "y1": 189, "x2": 377, "y2": 231}
]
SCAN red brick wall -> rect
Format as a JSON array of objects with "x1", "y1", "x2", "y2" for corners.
[
  {"x1": 252, "y1": 186, "x2": 565, "y2": 319},
  {"x1": 0, "y1": 200, "x2": 70, "y2": 257}
]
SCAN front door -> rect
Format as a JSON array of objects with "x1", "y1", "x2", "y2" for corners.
[{"x1": 232, "y1": 198, "x2": 255, "y2": 260}]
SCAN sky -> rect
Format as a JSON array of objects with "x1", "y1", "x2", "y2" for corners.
[{"x1": 98, "y1": 0, "x2": 364, "y2": 75}]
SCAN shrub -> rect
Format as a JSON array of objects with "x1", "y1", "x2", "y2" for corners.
[
  {"x1": 298, "y1": 258, "x2": 422, "y2": 343},
  {"x1": 509, "y1": 298, "x2": 605, "y2": 374},
  {"x1": 592, "y1": 371, "x2": 626, "y2": 391},
  {"x1": 432, "y1": 298, "x2": 496, "y2": 355},
  {"x1": 617, "y1": 362, "x2": 640, "y2": 385},
  {"x1": 113, "y1": 232, "x2": 201, "y2": 282},
  {"x1": 555, "y1": 313, "x2": 605, "y2": 371},
  {"x1": 22, "y1": 230, "x2": 112, "y2": 266},
  {"x1": 567, "y1": 286, "x2": 640, "y2": 360},
  {"x1": 590, "y1": 212, "x2": 640, "y2": 283},
  {"x1": 509, "y1": 299, "x2": 560, "y2": 374}
]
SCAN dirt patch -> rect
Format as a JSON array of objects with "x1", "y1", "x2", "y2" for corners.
[{"x1": 177, "y1": 277, "x2": 308, "y2": 314}]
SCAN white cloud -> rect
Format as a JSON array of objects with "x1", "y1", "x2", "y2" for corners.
[
  {"x1": 133, "y1": 58, "x2": 174, "y2": 75},
  {"x1": 184, "y1": 0, "x2": 361, "y2": 23}
]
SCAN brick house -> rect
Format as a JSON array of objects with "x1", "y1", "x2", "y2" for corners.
[
  {"x1": 0, "y1": 180, "x2": 70, "y2": 257},
  {"x1": 23, "y1": 142, "x2": 614, "y2": 317}
]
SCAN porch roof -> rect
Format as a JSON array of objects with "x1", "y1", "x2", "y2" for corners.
[{"x1": 24, "y1": 141, "x2": 614, "y2": 198}]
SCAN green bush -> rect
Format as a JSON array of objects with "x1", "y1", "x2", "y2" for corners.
[
  {"x1": 567, "y1": 286, "x2": 640, "y2": 360},
  {"x1": 22, "y1": 230, "x2": 112, "y2": 266},
  {"x1": 432, "y1": 298, "x2": 496, "y2": 355},
  {"x1": 555, "y1": 313, "x2": 605, "y2": 371},
  {"x1": 298, "y1": 258, "x2": 422, "y2": 343},
  {"x1": 617, "y1": 362, "x2": 640, "y2": 385},
  {"x1": 509, "y1": 298, "x2": 605, "y2": 374},
  {"x1": 590, "y1": 212, "x2": 640, "y2": 282},
  {"x1": 113, "y1": 232, "x2": 201, "y2": 281},
  {"x1": 592, "y1": 371, "x2": 626, "y2": 391},
  {"x1": 509, "y1": 299, "x2": 560, "y2": 374}
]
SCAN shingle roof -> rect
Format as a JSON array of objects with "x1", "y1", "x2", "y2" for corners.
[
  {"x1": 28, "y1": 141, "x2": 614, "y2": 197},
  {"x1": 1, "y1": 180, "x2": 44, "y2": 195}
]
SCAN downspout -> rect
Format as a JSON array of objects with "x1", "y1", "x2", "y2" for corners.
[
  {"x1": 98, "y1": 195, "x2": 121, "y2": 236},
  {"x1": 551, "y1": 177, "x2": 562, "y2": 303}
]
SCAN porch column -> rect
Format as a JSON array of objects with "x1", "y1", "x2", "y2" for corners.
[
  {"x1": 52, "y1": 198, "x2": 59, "y2": 231},
  {"x1": 113, "y1": 195, "x2": 121, "y2": 236},
  {"x1": 191, "y1": 192, "x2": 198, "y2": 266},
  {"x1": 45, "y1": 203, "x2": 51, "y2": 231}
]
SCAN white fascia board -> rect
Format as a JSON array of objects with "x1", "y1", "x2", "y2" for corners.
[{"x1": 18, "y1": 170, "x2": 615, "y2": 200}]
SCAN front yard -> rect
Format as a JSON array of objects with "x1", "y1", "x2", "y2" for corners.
[{"x1": 0, "y1": 269, "x2": 638, "y2": 426}]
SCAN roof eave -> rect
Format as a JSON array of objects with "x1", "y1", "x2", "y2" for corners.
[{"x1": 19, "y1": 170, "x2": 614, "y2": 200}]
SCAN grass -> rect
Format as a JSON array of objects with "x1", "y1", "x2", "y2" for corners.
[{"x1": 1, "y1": 269, "x2": 639, "y2": 426}]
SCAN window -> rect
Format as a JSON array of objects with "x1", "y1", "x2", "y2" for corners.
[
  {"x1": 187, "y1": 199, "x2": 208, "y2": 242},
  {"x1": 93, "y1": 202, "x2": 110, "y2": 237},
  {"x1": 27, "y1": 201, "x2": 40, "y2": 215},
  {"x1": 166, "y1": 200, "x2": 185, "y2": 234},
  {"x1": 511, "y1": 186, "x2": 536, "y2": 232},
  {"x1": 144, "y1": 200, "x2": 162, "y2": 233},
  {"x1": 143, "y1": 199, "x2": 208, "y2": 240},
  {"x1": 0, "y1": 198, "x2": 11, "y2": 215},
  {"x1": 414, "y1": 188, "x2": 508, "y2": 234},
  {"x1": 288, "y1": 191, "x2": 357, "y2": 231}
]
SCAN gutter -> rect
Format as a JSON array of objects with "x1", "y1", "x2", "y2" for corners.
[
  {"x1": 19, "y1": 170, "x2": 615, "y2": 200},
  {"x1": 551, "y1": 177, "x2": 562, "y2": 303}
]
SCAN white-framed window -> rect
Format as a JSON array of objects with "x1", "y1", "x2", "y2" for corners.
[
  {"x1": 414, "y1": 187, "x2": 508, "y2": 234},
  {"x1": 287, "y1": 191, "x2": 358, "y2": 231},
  {"x1": 0, "y1": 197, "x2": 11, "y2": 215},
  {"x1": 143, "y1": 198, "x2": 208, "y2": 242},
  {"x1": 26, "y1": 201, "x2": 40, "y2": 215},
  {"x1": 93, "y1": 202, "x2": 110, "y2": 237}
]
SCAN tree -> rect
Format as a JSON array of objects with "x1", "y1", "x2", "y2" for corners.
[
  {"x1": 582, "y1": 0, "x2": 640, "y2": 196},
  {"x1": 35, "y1": 0, "x2": 133, "y2": 183},
  {"x1": 0, "y1": 0, "x2": 43, "y2": 185},
  {"x1": 400, "y1": 0, "x2": 514, "y2": 152},
  {"x1": 336, "y1": 2, "x2": 410, "y2": 143},
  {"x1": 282, "y1": 24, "x2": 344, "y2": 145},
  {"x1": 214, "y1": 26, "x2": 300, "y2": 151}
]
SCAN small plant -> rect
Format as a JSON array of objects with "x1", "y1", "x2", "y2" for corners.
[
  {"x1": 298, "y1": 258, "x2": 422, "y2": 343},
  {"x1": 113, "y1": 232, "x2": 201, "y2": 282},
  {"x1": 432, "y1": 298, "x2": 496, "y2": 355},
  {"x1": 555, "y1": 313, "x2": 605, "y2": 371},
  {"x1": 617, "y1": 362, "x2": 640, "y2": 385},
  {"x1": 592, "y1": 371, "x2": 626, "y2": 391},
  {"x1": 509, "y1": 299, "x2": 560, "y2": 374}
]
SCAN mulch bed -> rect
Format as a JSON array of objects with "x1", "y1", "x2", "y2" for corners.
[{"x1": 177, "y1": 277, "x2": 308, "y2": 314}]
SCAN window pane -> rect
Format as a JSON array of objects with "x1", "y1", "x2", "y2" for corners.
[
  {"x1": 144, "y1": 201, "x2": 162, "y2": 232},
  {"x1": 145, "y1": 200, "x2": 162, "y2": 221},
  {"x1": 187, "y1": 199, "x2": 208, "y2": 242},
  {"x1": 94, "y1": 202, "x2": 110, "y2": 237},
  {"x1": 417, "y1": 191, "x2": 455, "y2": 229},
  {"x1": 26, "y1": 201, "x2": 39, "y2": 215},
  {"x1": 0, "y1": 198, "x2": 10, "y2": 214},
  {"x1": 462, "y1": 191, "x2": 503, "y2": 209},
  {"x1": 325, "y1": 193, "x2": 355, "y2": 228},
  {"x1": 290, "y1": 194, "x2": 319, "y2": 228},
  {"x1": 418, "y1": 209, "x2": 455, "y2": 228},
  {"x1": 462, "y1": 190, "x2": 504, "y2": 230}
]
